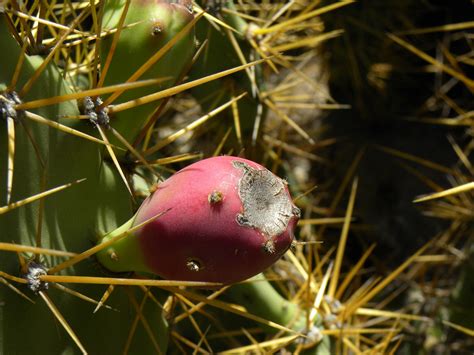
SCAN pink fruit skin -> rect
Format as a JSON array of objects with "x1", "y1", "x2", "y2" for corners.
[{"x1": 134, "y1": 156, "x2": 299, "y2": 284}]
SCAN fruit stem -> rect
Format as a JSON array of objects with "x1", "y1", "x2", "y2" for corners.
[
  {"x1": 226, "y1": 273, "x2": 331, "y2": 353},
  {"x1": 95, "y1": 215, "x2": 150, "y2": 274}
]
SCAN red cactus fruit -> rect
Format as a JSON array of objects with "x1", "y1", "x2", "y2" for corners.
[{"x1": 96, "y1": 156, "x2": 300, "y2": 284}]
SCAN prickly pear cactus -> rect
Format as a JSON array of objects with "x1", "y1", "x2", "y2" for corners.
[
  {"x1": 0, "y1": 0, "x2": 356, "y2": 353},
  {"x1": 0, "y1": 1, "x2": 305, "y2": 352}
]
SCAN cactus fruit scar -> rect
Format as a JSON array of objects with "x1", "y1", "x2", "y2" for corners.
[
  {"x1": 233, "y1": 160, "x2": 300, "y2": 241},
  {"x1": 97, "y1": 156, "x2": 301, "y2": 283}
]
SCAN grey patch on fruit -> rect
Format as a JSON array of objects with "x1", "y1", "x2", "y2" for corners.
[
  {"x1": 208, "y1": 190, "x2": 223, "y2": 204},
  {"x1": 233, "y1": 161, "x2": 297, "y2": 237},
  {"x1": 25, "y1": 262, "x2": 49, "y2": 294},
  {"x1": 186, "y1": 259, "x2": 202, "y2": 272}
]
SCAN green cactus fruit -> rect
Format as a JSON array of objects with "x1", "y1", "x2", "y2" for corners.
[
  {"x1": 100, "y1": 0, "x2": 196, "y2": 146},
  {"x1": 97, "y1": 155, "x2": 301, "y2": 283},
  {"x1": 0, "y1": 16, "x2": 168, "y2": 354}
]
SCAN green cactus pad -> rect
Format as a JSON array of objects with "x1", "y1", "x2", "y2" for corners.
[
  {"x1": 100, "y1": 0, "x2": 196, "y2": 147},
  {"x1": 0, "y1": 15, "x2": 168, "y2": 354}
]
